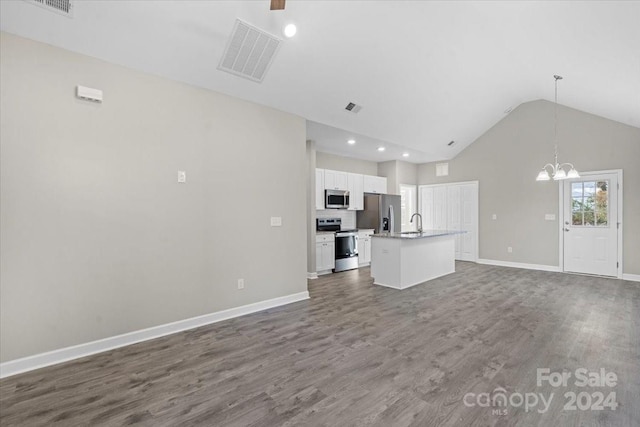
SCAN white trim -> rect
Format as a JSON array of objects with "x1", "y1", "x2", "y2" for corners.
[
  {"x1": 622, "y1": 274, "x2": 640, "y2": 282},
  {"x1": 307, "y1": 272, "x2": 318, "y2": 279},
  {"x1": 559, "y1": 169, "x2": 623, "y2": 279},
  {"x1": 0, "y1": 291, "x2": 310, "y2": 379},
  {"x1": 477, "y1": 258, "x2": 561, "y2": 272}
]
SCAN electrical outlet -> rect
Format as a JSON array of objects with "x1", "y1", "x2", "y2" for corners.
[
  {"x1": 507, "y1": 247, "x2": 513, "y2": 253},
  {"x1": 270, "y1": 217, "x2": 282, "y2": 227},
  {"x1": 237, "y1": 279, "x2": 244, "y2": 290},
  {"x1": 492, "y1": 214, "x2": 497, "y2": 220},
  {"x1": 177, "y1": 171, "x2": 186, "y2": 183}
]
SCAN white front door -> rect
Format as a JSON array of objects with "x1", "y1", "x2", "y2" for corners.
[{"x1": 563, "y1": 173, "x2": 618, "y2": 277}]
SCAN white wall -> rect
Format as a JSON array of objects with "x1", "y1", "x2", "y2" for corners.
[
  {"x1": 378, "y1": 160, "x2": 418, "y2": 195},
  {"x1": 418, "y1": 100, "x2": 640, "y2": 274},
  {"x1": 0, "y1": 32, "x2": 308, "y2": 362},
  {"x1": 316, "y1": 151, "x2": 378, "y2": 176}
]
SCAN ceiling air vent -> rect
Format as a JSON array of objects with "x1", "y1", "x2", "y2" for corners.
[
  {"x1": 345, "y1": 102, "x2": 362, "y2": 113},
  {"x1": 24, "y1": 0, "x2": 73, "y2": 17},
  {"x1": 218, "y1": 19, "x2": 281, "y2": 83}
]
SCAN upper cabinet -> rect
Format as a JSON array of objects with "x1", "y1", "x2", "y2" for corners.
[
  {"x1": 324, "y1": 170, "x2": 349, "y2": 191},
  {"x1": 363, "y1": 175, "x2": 387, "y2": 194},
  {"x1": 316, "y1": 169, "x2": 386, "y2": 210},
  {"x1": 348, "y1": 173, "x2": 364, "y2": 210},
  {"x1": 315, "y1": 169, "x2": 325, "y2": 210}
]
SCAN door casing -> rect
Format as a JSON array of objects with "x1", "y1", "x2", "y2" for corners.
[{"x1": 558, "y1": 169, "x2": 623, "y2": 279}]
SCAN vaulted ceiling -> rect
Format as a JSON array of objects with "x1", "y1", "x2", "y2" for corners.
[{"x1": 2, "y1": 1, "x2": 639, "y2": 163}]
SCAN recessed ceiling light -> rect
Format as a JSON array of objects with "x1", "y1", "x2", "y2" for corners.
[
  {"x1": 347, "y1": 139, "x2": 356, "y2": 145},
  {"x1": 283, "y1": 24, "x2": 297, "y2": 38},
  {"x1": 504, "y1": 106, "x2": 513, "y2": 114},
  {"x1": 402, "y1": 153, "x2": 409, "y2": 157},
  {"x1": 377, "y1": 147, "x2": 385, "y2": 152}
]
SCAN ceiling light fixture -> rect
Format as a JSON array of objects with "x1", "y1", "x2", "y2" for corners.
[
  {"x1": 536, "y1": 75, "x2": 579, "y2": 182},
  {"x1": 377, "y1": 147, "x2": 385, "y2": 152},
  {"x1": 283, "y1": 23, "x2": 297, "y2": 38},
  {"x1": 347, "y1": 139, "x2": 356, "y2": 145},
  {"x1": 402, "y1": 153, "x2": 409, "y2": 157}
]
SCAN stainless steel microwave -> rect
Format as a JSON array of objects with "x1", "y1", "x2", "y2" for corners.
[{"x1": 325, "y1": 189, "x2": 350, "y2": 209}]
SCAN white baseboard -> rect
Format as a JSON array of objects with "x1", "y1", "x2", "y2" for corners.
[
  {"x1": 307, "y1": 272, "x2": 318, "y2": 280},
  {"x1": 0, "y1": 291, "x2": 310, "y2": 379},
  {"x1": 622, "y1": 273, "x2": 640, "y2": 282},
  {"x1": 477, "y1": 259, "x2": 560, "y2": 272}
]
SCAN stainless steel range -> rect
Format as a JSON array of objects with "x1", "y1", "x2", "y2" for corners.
[{"x1": 316, "y1": 218, "x2": 359, "y2": 273}]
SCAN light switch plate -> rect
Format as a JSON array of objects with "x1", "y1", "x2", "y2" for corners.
[
  {"x1": 545, "y1": 214, "x2": 556, "y2": 221},
  {"x1": 492, "y1": 214, "x2": 497, "y2": 220},
  {"x1": 270, "y1": 217, "x2": 282, "y2": 227}
]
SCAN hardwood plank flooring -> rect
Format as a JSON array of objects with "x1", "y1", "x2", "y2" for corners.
[{"x1": 1, "y1": 262, "x2": 639, "y2": 426}]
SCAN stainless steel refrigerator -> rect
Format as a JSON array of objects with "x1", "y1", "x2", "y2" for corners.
[{"x1": 357, "y1": 193, "x2": 402, "y2": 233}]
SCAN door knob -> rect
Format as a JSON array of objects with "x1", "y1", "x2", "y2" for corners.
[
  {"x1": 564, "y1": 228, "x2": 570, "y2": 232},
  {"x1": 565, "y1": 221, "x2": 570, "y2": 225}
]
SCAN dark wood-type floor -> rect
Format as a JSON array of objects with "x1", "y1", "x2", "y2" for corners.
[{"x1": 1, "y1": 262, "x2": 639, "y2": 426}]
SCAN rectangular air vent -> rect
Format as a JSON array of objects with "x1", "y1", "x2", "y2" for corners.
[
  {"x1": 345, "y1": 102, "x2": 362, "y2": 113},
  {"x1": 24, "y1": 0, "x2": 73, "y2": 17},
  {"x1": 218, "y1": 19, "x2": 281, "y2": 83},
  {"x1": 436, "y1": 163, "x2": 449, "y2": 177}
]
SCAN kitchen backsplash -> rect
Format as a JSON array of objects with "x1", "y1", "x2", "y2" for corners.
[{"x1": 316, "y1": 210, "x2": 356, "y2": 230}]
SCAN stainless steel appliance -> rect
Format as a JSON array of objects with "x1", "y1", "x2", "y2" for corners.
[
  {"x1": 316, "y1": 218, "x2": 359, "y2": 272},
  {"x1": 334, "y1": 230, "x2": 359, "y2": 272},
  {"x1": 316, "y1": 217, "x2": 341, "y2": 232},
  {"x1": 325, "y1": 189, "x2": 350, "y2": 209},
  {"x1": 356, "y1": 193, "x2": 402, "y2": 233}
]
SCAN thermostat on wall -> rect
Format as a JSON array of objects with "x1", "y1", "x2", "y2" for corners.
[{"x1": 76, "y1": 85, "x2": 103, "y2": 103}]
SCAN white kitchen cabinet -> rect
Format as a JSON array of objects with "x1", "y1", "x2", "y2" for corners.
[
  {"x1": 316, "y1": 234, "x2": 335, "y2": 273},
  {"x1": 347, "y1": 173, "x2": 364, "y2": 210},
  {"x1": 315, "y1": 169, "x2": 325, "y2": 210},
  {"x1": 363, "y1": 175, "x2": 387, "y2": 194},
  {"x1": 324, "y1": 170, "x2": 349, "y2": 191},
  {"x1": 358, "y1": 229, "x2": 374, "y2": 265}
]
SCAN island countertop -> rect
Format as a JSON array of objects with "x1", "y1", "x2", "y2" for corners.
[{"x1": 371, "y1": 230, "x2": 466, "y2": 239}]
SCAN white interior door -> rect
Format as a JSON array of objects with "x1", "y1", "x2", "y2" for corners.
[
  {"x1": 563, "y1": 173, "x2": 618, "y2": 277},
  {"x1": 420, "y1": 187, "x2": 434, "y2": 229},
  {"x1": 419, "y1": 182, "x2": 478, "y2": 262},
  {"x1": 459, "y1": 183, "x2": 478, "y2": 262},
  {"x1": 433, "y1": 186, "x2": 447, "y2": 230},
  {"x1": 447, "y1": 185, "x2": 462, "y2": 259}
]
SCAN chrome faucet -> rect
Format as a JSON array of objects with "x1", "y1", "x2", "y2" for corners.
[{"x1": 410, "y1": 213, "x2": 423, "y2": 232}]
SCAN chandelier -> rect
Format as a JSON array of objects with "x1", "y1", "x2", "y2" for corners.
[{"x1": 536, "y1": 75, "x2": 579, "y2": 181}]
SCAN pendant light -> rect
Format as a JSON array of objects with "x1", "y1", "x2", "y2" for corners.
[{"x1": 536, "y1": 75, "x2": 579, "y2": 181}]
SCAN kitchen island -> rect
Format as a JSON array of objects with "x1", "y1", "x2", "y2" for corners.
[{"x1": 370, "y1": 230, "x2": 464, "y2": 290}]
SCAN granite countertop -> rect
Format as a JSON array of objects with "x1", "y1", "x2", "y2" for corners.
[{"x1": 371, "y1": 230, "x2": 466, "y2": 239}]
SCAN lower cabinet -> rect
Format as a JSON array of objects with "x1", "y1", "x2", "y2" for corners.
[
  {"x1": 316, "y1": 234, "x2": 335, "y2": 273},
  {"x1": 358, "y1": 229, "x2": 374, "y2": 265}
]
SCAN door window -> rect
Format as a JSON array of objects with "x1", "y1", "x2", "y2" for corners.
[{"x1": 571, "y1": 181, "x2": 608, "y2": 226}]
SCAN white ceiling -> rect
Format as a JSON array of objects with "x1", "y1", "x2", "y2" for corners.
[{"x1": 2, "y1": 1, "x2": 639, "y2": 163}]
